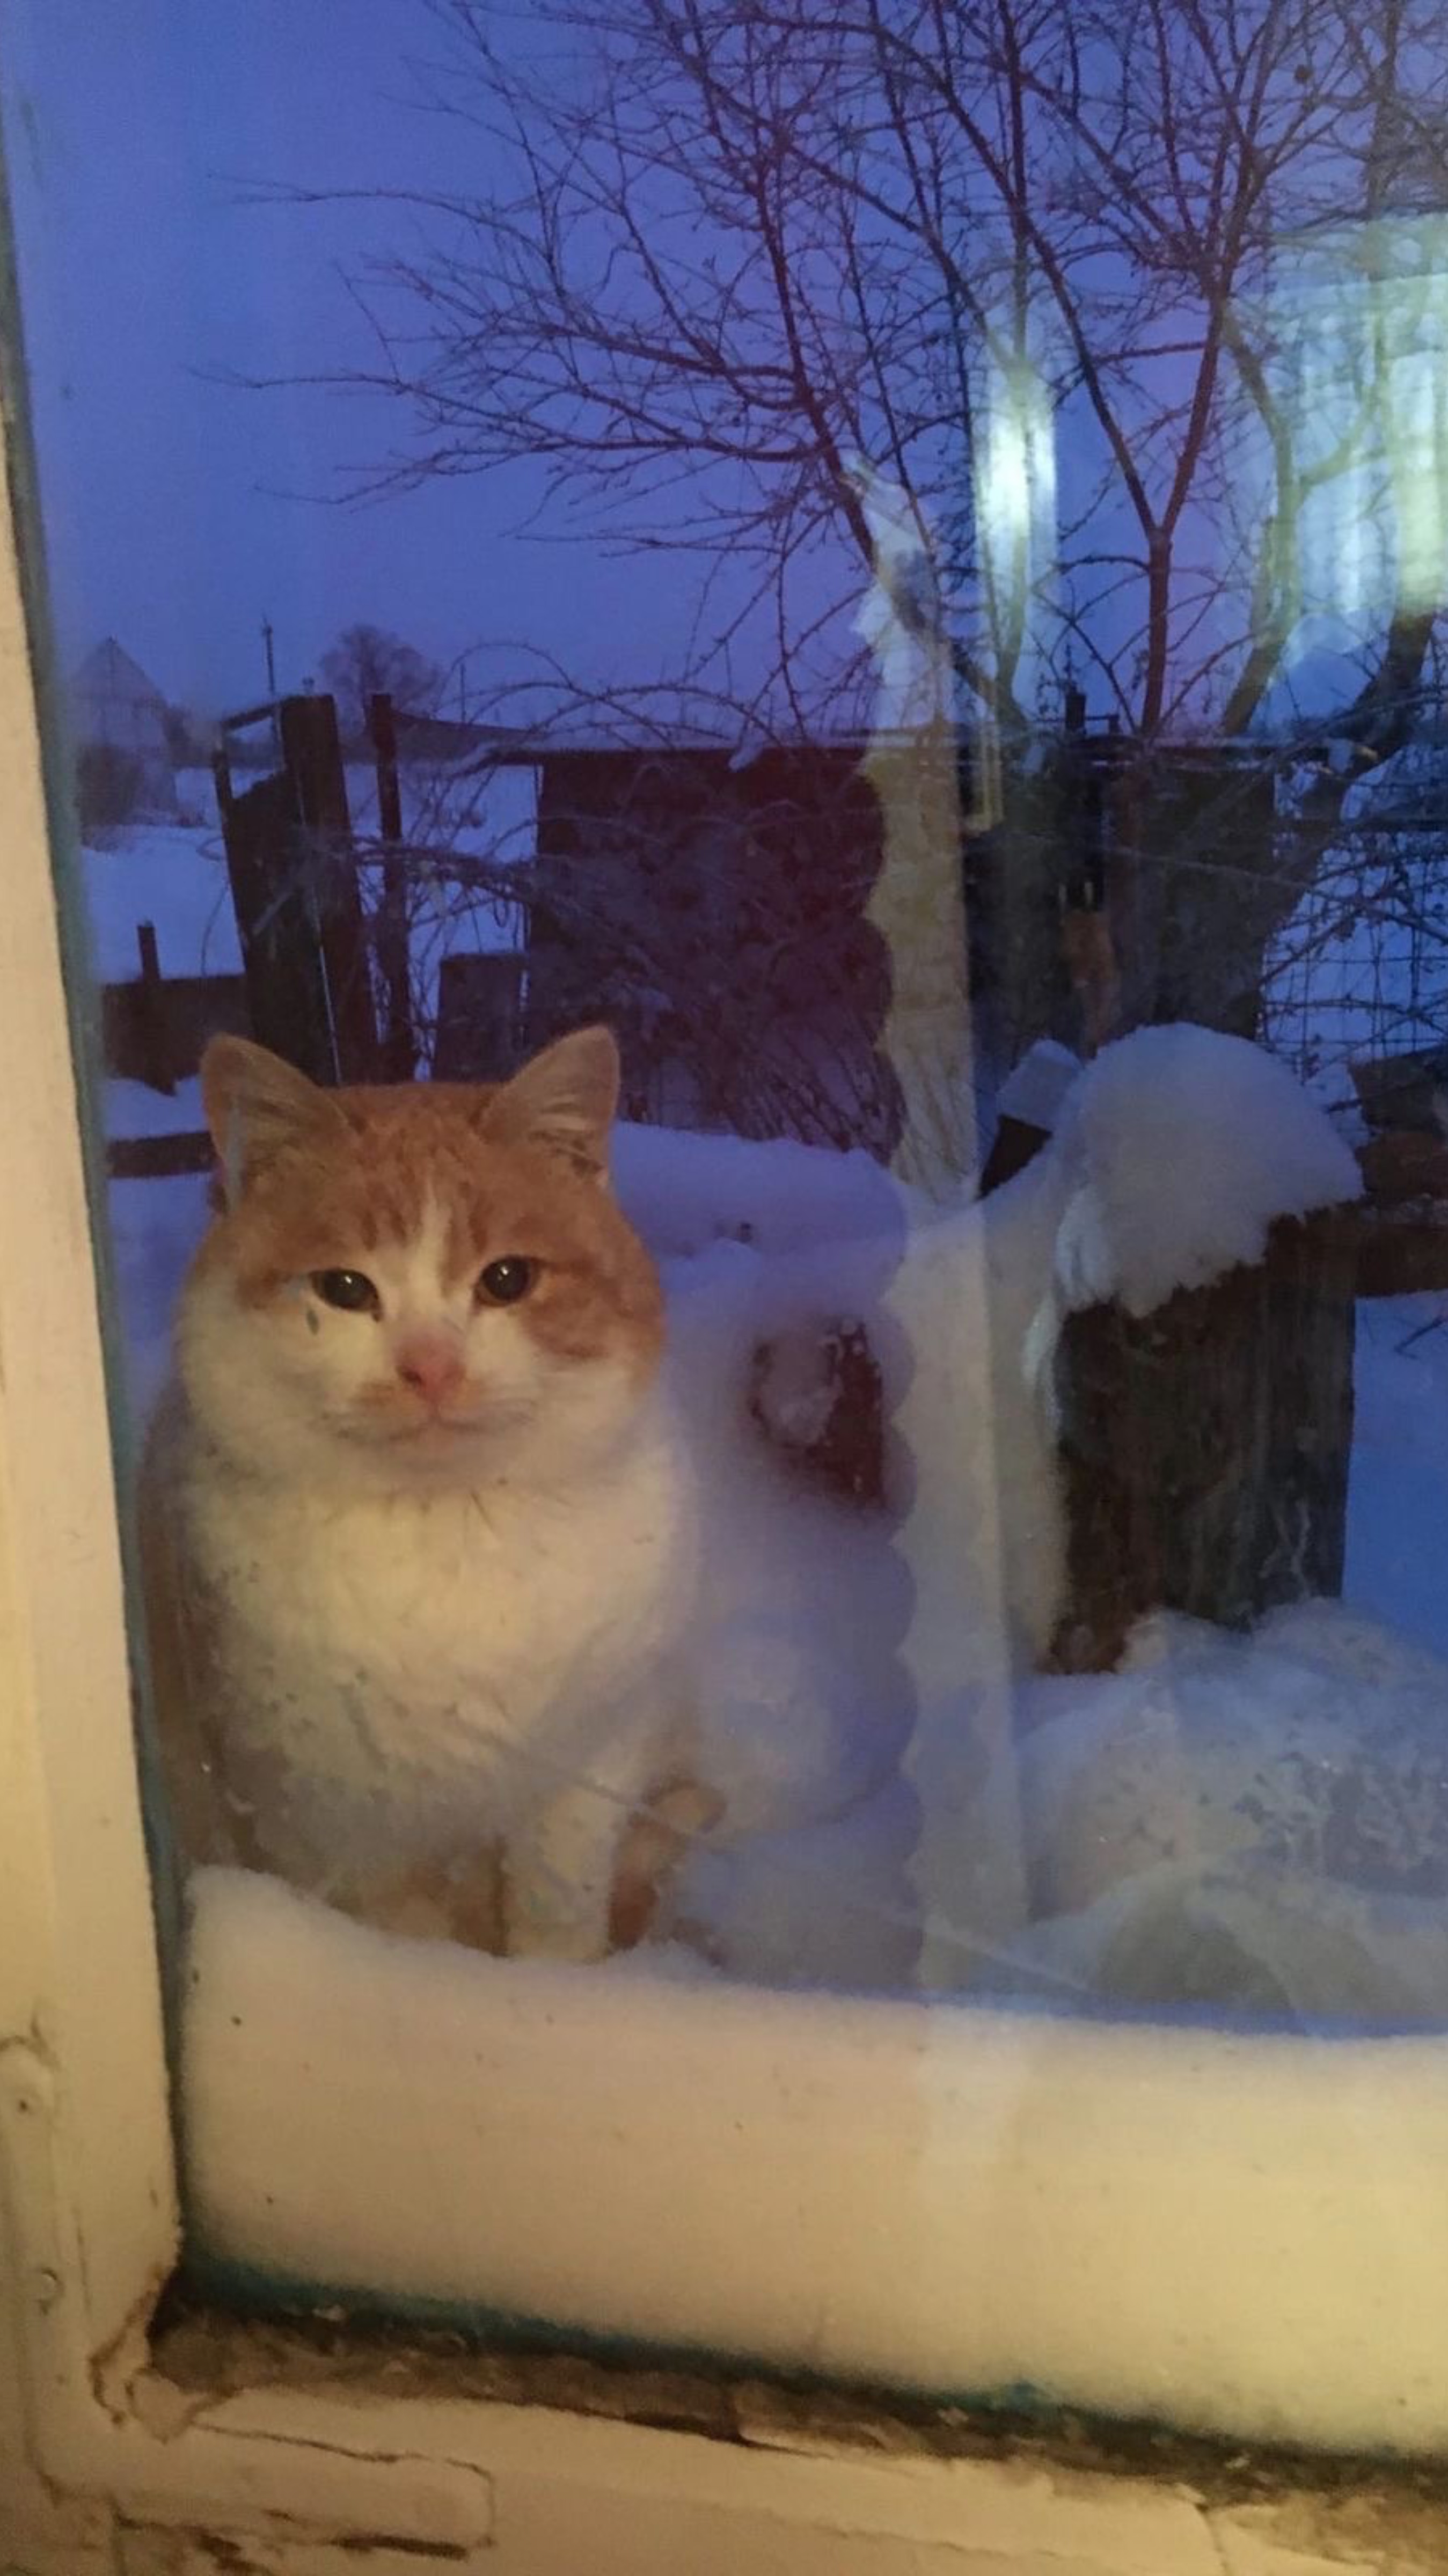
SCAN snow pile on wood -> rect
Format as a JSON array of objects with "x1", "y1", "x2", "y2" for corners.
[{"x1": 1049, "y1": 1022, "x2": 1362, "y2": 1319}]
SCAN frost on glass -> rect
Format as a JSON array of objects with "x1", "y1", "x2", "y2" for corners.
[{"x1": 7, "y1": 0, "x2": 1448, "y2": 2453}]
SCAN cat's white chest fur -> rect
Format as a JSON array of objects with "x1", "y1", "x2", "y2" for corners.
[{"x1": 179, "y1": 1399, "x2": 698, "y2": 1891}]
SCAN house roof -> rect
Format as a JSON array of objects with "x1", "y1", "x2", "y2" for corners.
[
  {"x1": 71, "y1": 637, "x2": 167, "y2": 709},
  {"x1": 392, "y1": 711, "x2": 935, "y2": 770}
]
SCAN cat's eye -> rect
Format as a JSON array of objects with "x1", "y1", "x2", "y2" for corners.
[
  {"x1": 476, "y1": 1255, "x2": 536, "y2": 1306},
  {"x1": 309, "y1": 1268, "x2": 382, "y2": 1317}
]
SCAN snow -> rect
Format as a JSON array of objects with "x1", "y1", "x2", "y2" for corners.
[
  {"x1": 1048, "y1": 1023, "x2": 1361, "y2": 1319},
  {"x1": 994, "y1": 1035, "x2": 1080, "y2": 1133},
  {"x1": 613, "y1": 1120, "x2": 915, "y2": 1260},
  {"x1": 105, "y1": 1075, "x2": 204, "y2": 1139},
  {"x1": 84, "y1": 824, "x2": 242, "y2": 984},
  {"x1": 1347, "y1": 1295, "x2": 1448, "y2": 1659},
  {"x1": 180, "y1": 1530, "x2": 1448, "y2": 2454},
  {"x1": 1006, "y1": 1604, "x2": 1448, "y2": 2016},
  {"x1": 108, "y1": 1170, "x2": 210, "y2": 1420},
  {"x1": 185, "y1": 1853, "x2": 1448, "y2": 2454},
  {"x1": 626, "y1": 1029, "x2": 1358, "y2": 1966}
]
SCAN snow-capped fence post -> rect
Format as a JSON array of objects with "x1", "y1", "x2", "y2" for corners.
[{"x1": 1049, "y1": 1208, "x2": 1359, "y2": 1672}]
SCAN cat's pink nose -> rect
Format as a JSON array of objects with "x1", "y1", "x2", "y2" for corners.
[{"x1": 394, "y1": 1334, "x2": 466, "y2": 1409}]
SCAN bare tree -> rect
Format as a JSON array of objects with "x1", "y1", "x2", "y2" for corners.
[
  {"x1": 280, "y1": 0, "x2": 1448, "y2": 1069},
  {"x1": 319, "y1": 623, "x2": 442, "y2": 740}
]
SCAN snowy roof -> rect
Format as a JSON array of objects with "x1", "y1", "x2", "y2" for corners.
[
  {"x1": 396, "y1": 715, "x2": 978, "y2": 772},
  {"x1": 397, "y1": 714, "x2": 746, "y2": 765},
  {"x1": 71, "y1": 637, "x2": 168, "y2": 713}
]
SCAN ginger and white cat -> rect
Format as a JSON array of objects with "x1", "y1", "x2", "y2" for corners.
[{"x1": 142, "y1": 1026, "x2": 705, "y2": 1961}]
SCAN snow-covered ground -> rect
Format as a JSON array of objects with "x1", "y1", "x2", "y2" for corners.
[
  {"x1": 105, "y1": 1075, "x2": 204, "y2": 1139},
  {"x1": 108, "y1": 1168, "x2": 208, "y2": 1419},
  {"x1": 84, "y1": 822, "x2": 242, "y2": 985}
]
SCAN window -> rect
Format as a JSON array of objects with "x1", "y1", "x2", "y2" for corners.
[{"x1": 5, "y1": 5, "x2": 1448, "y2": 2551}]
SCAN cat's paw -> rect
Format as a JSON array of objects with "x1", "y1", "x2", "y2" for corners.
[
  {"x1": 501, "y1": 1869, "x2": 613, "y2": 1964},
  {"x1": 609, "y1": 1779, "x2": 725, "y2": 1950},
  {"x1": 334, "y1": 1851, "x2": 505, "y2": 1952}
]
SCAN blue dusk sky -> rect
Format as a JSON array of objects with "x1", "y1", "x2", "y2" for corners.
[
  {"x1": 0, "y1": 3, "x2": 1391, "y2": 743},
  {"x1": 0, "y1": 0, "x2": 774, "y2": 716}
]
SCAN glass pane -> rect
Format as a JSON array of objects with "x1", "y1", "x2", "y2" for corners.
[{"x1": 8, "y1": 0, "x2": 1448, "y2": 2457}]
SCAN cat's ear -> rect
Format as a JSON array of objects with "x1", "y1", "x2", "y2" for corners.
[
  {"x1": 483, "y1": 1026, "x2": 620, "y2": 1180},
  {"x1": 201, "y1": 1037, "x2": 346, "y2": 1203}
]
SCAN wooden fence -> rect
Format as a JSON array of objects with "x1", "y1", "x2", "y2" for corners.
[{"x1": 101, "y1": 688, "x2": 525, "y2": 1177}]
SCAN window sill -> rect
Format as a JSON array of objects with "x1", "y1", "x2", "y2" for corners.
[{"x1": 7, "y1": 2275, "x2": 1448, "y2": 2576}]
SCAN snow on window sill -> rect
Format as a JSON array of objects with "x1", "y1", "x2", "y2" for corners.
[{"x1": 184, "y1": 1863, "x2": 1448, "y2": 2462}]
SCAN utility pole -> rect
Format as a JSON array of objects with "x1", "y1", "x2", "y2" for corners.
[{"x1": 261, "y1": 617, "x2": 281, "y2": 760}]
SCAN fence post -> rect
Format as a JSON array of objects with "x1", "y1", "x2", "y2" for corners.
[
  {"x1": 277, "y1": 694, "x2": 377, "y2": 1082},
  {"x1": 216, "y1": 695, "x2": 374, "y2": 1085},
  {"x1": 1049, "y1": 1207, "x2": 1359, "y2": 1674},
  {"x1": 218, "y1": 764, "x2": 334, "y2": 1084},
  {"x1": 133, "y1": 919, "x2": 174, "y2": 1093}
]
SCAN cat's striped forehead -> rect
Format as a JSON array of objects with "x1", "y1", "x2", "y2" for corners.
[
  {"x1": 221, "y1": 1104, "x2": 586, "y2": 1272},
  {"x1": 284, "y1": 1093, "x2": 520, "y2": 1277},
  {"x1": 197, "y1": 1082, "x2": 664, "y2": 1363}
]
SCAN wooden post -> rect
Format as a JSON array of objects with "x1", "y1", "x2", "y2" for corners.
[
  {"x1": 217, "y1": 765, "x2": 338, "y2": 1085},
  {"x1": 369, "y1": 691, "x2": 415, "y2": 1082},
  {"x1": 211, "y1": 738, "x2": 235, "y2": 829},
  {"x1": 277, "y1": 694, "x2": 377, "y2": 1082},
  {"x1": 133, "y1": 920, "x2": 175, "y2": 1094},
  {"x1": 1049, "y1": 1208, "x2": 1359, "y2": 1675},
  {"x1": 216, "y1": 696, "x2": 379, "y2": 1087}
]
